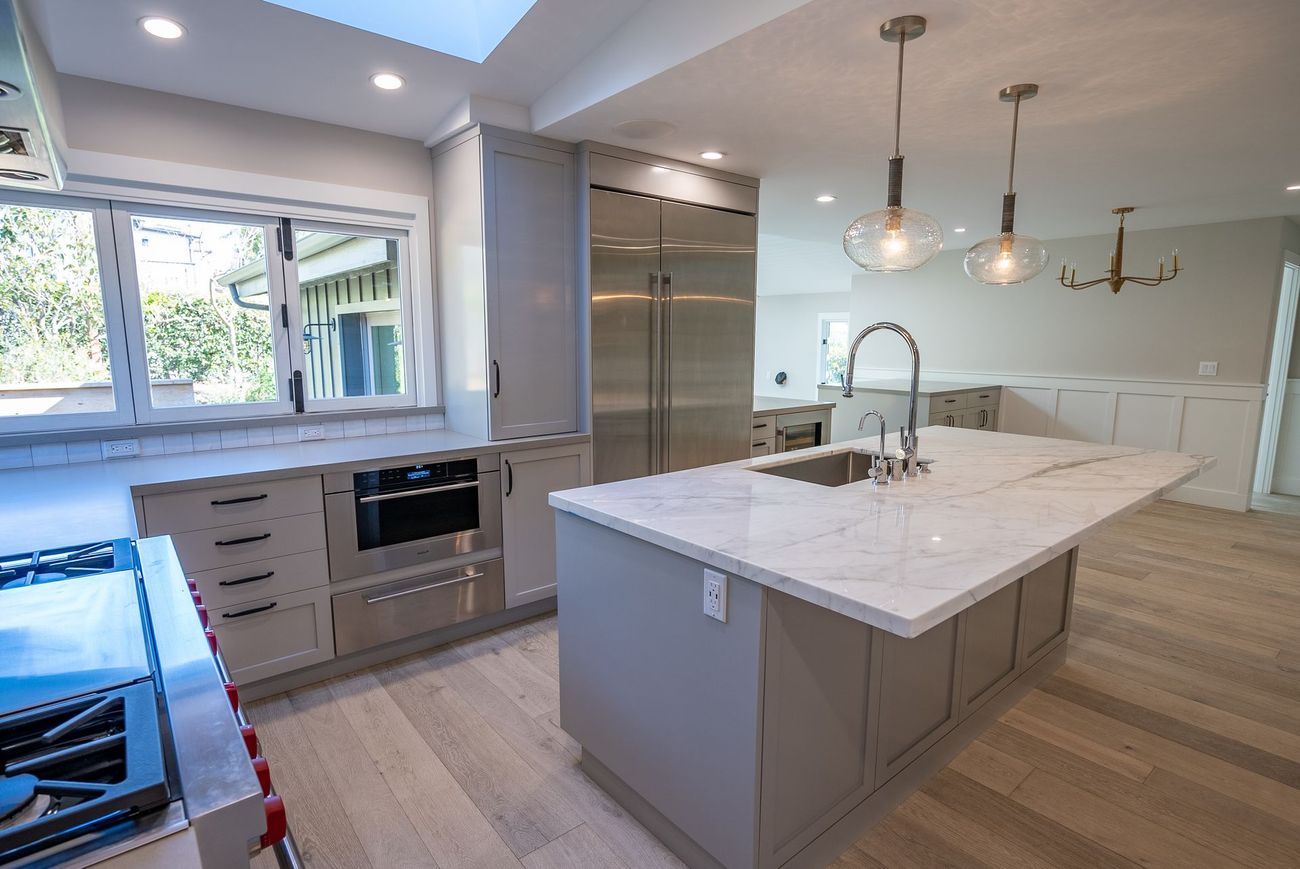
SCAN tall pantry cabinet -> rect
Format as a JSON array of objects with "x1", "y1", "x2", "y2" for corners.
[{"x1": 432, "y1": 125, "x2": 579, "y2": 440}]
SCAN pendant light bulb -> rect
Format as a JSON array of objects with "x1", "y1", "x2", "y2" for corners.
[
  {"x1": 965, "y1": 83, "x2": 1048, "y2": 285},
  {"x1": 843, "y1": 16, "x2": 943, "y2": 272}
]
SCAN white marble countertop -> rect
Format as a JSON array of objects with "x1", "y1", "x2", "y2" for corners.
[
  {"x1": 818, "y1": 378, "x2": 1000, "y2": 396},
  {"x1": 0, "y1": 429, "x2": 589, "y2": 554},
  {"x1": 753, "y1": 396, "x2": 837, "y2": 415},
  {"x1": 549, "y1": 427, "x2": 1213, "y2": 638}
]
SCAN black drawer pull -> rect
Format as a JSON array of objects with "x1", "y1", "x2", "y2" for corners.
[
  {"x1": 214, "y1": 533, "x2": 271, "y2": 547},
  {"x1": 943, "y1": 398, "x2": 957, "y2": 404},
  {"x1": 219, "y1": 571, "x2": 275, "y2": 587},
  {"x1": 979, "y1": 394, "x2": 991, "y2": 399},
  {"x1": 753, "y1": 422, "x2": 768, "y2": 429},
  {"x1": 222, "y1": 602, "x2": 277, "y2": 619},
  {"x1": 210, "y1": 494, "x2": 268, "y2": 506},
  {"x1": 753, "y1": 442, "x2": 765, "y2": 448}
]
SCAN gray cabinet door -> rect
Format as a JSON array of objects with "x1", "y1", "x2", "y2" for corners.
[
  {"x1": 483, "y1": 136, "x2": 578, "y2": 439},
  {"x1": 1020, "y1": 550, "x2": 1076, "y2": 667},
  {"x1": 661, "y1": 201, "x2": 756, "y2": 472},
  {"x1": 502, "y1": 444, "x2": 591, "y2": 607},
  {"x1": 875, "y1": 615, "x2": 962, "y2": 784}
]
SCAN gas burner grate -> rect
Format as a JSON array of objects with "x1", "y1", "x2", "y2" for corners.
[
  {"x1": 0, "y1": 539, "x2": 133, "y2": 591},
  {"x1": 0, "y1": 683, "x2": 169, "y2": 863}
]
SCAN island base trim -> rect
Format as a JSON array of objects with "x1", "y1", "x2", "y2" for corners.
[{"x1": 578, "y1": 642, "x2": 1066, "y2": 869}]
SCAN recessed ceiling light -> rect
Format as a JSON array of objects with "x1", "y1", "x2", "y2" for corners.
[
  {"x1": 815, "y1": 194, "x2": 837, "y2": 203},
  {"x1": 699, "y1": 151, "x2": 725, "y2": 160},
  {"x1": 139, "y1": 16, "x2": 185, "y2": 39},
  {"x1": 953, "y1": 227, "x2": 967, "y2": 233},
  {"x1": 370, "y1": 72, "x2": 405, "y2": 91},
  {"x1": 1288, "y1": 184, "x2": 1300, "y2": 191}
]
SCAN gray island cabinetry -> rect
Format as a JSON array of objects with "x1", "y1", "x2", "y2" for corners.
[{"x1": 551, "y1": 427, "x2": 1212, "y2": 869}]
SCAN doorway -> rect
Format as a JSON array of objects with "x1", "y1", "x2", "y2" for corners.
[{"x1": 1253, "y1": 254, "x2": 1300, "y2": 513}]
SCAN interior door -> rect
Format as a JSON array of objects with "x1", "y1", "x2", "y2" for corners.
[
  {"x1": 590, "y1": 190, "x2": 662, "y2": 483},
  {"x1": 661, "y1": 202, "x2": 756, "y2": 472}
]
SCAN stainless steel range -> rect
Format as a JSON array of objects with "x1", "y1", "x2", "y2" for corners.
[{"x1": 0, "y1": 536, "x2": 295, "y2": 867}]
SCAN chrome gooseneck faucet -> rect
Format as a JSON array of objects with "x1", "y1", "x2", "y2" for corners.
[{"x1": 843, "y1": 322, "x2": 921, "y2": 475}]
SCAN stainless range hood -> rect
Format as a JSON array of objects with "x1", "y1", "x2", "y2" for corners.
[{"x1": 0, "y1": 0, "x2": 65, "y2": 190}]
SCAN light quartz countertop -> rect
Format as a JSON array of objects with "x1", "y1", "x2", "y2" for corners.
[
  {"x1": 0, "y1": 429, "x2": 589, "y2": 554},
  {"x1": 752, "y1": 396, "x2": 837, "y2": 415},
  {"x1": 549, "y1": 426, "x2": 1213, "y2": 638},
  {"x1": 819, "y1": 378, "x2": 1001, "y2": 396}
]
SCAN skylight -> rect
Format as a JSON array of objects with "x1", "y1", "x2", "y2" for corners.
[{"x1": 261, "y1": 0, "x2": 538, "y2": 63}]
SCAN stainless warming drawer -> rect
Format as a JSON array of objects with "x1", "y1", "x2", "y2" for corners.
[{"x1": 331, "y1": 559, "x2": 505, "y2": 656}]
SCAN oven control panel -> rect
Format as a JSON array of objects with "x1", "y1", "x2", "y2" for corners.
[{"x1": 354, "y1": 458, "x2": 477, "y2": 493}]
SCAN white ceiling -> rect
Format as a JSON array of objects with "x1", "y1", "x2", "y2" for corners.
[
  {"x1": 28, "y1": 0, "x2": 1300, "y2": 295},
  {"x1": 539, "y1": 0, "x2": 1300, "y2": 262},
  {"x1": 26, "y1": 0, "x2": 648, "y2": 141}
]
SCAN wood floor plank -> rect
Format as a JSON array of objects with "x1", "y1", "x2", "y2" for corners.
[
  {"x1": 1009, "y1": 769, "x2": 1250, "y2": 869},
  {"x1": 892, "y1": 791, "x2": 1058, "y2": 869},
  {"x1": 500, "y1": 617, "x2": 562, "y2": 684},
  {"x1": 326, "y1": 670, "x2": 523, "y2": 869},
  {"x1": 374, "y1": 647, "x2": 583, "y2": 858},
  {"x1": 455, "y1": 623, "x2": 562, "y2": 718},
  {"x1": 243, "y1": 694, "x2": 374, "y2": 869},
  {"x1": 286, "y1": 682, "x2": 438, "y2": 869},
  {"x1": 945, "y1": 738, "x2": 1034, "y2": 795},
  {"x1": 521, "y1": 823, "x2": 629, "y2": 869},
  {"x1": 860, "y1": 814, "x2": 989, "y2": 869},
  {"x1": 998, "y1": 706, "x2": 1154, "y2": 782}
]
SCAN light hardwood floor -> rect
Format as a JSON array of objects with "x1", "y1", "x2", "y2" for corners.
[{"x1": 249, "y1": 501, "x2": 1300, "y2": 868}]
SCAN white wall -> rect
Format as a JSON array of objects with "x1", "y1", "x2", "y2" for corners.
[{"x1": 753, "y1": 291, "x2": 849, "y2": 399}]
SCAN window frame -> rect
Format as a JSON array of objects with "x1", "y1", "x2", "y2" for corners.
[
  {"x1": 110, "y1": 202, "x2": 297, "y2": 424},
  {"x1": 0, "y1": 189, "x2": 137, "y2": 434},
  {"x1": 817, "y1": 312, "x2": 850, "y2": 386},
  {"x1": 281, "y1": 219, "x2": 417, "y2": 413}
]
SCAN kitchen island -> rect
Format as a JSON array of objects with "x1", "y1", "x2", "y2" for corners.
[{"x1": 550, "y1": 426, "x2": 1213, "y2": 869}]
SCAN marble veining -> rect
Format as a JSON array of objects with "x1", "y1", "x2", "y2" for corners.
[{"x1": 549, "y1": 426, "x2": 1213, "y2": 638}]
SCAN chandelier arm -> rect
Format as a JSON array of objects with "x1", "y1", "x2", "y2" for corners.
[{"x1": 1059, "y1": 276, "x2": 1113, "y2": 290}]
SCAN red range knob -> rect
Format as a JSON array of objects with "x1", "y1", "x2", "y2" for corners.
[
  {"x1": 186, "y1": 579, "x2": 197, "y2": 592},
  {"x1": 260, "y1": 795, "x2": 287, "y2": 849},
  {"x1": 224, "y1": 681, "x2": 239, "y2": 712},
  {"x1": 251, "y1": 756, "x2": 272, "y2": 795},
  {"x1": 191, "y1": 590, "x2": 203, "y2": 606},
  {"x1": 195, "y1": 605, "x2": 209, "y2": 628},
  {"x1": 204, "y1": 628, "x2": 217, "y2": 655},
  {"x1": 239, "y1": 724, "x2": 258, "y2": 757}
]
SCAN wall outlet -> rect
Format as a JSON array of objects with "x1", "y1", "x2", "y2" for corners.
[
  {"x1": 703, "y1": 568, "x2": 728, "y2": 623},
  {"x1": 297, "y1": 424, "x2": 325, "y2": 441},
  {"x1": 100, "y1": 438, "x2": 139, "y2": 460},
  {"x1": 1198, "y1": 361, "x2": 1218, "y2": 376}
]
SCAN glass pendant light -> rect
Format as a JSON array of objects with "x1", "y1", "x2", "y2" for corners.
[
  {"x1": 843, "y1": 15, "x2": 943, "y2": 272},
  {"x1": 964, "y1": 83, "x2": 1049, "y2": 284}
]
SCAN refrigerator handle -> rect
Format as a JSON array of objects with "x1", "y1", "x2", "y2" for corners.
[
  {"x1": 660, "y1": 271, "x2": 673, "y2": 474},
  {"x1": 650, "y1": 271, "x2": 662, "y2": 475}
]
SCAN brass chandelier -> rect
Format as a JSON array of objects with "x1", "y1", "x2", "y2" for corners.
[{"x1": 1059, "y1": 207, "x2": 1182, "y2": 294}]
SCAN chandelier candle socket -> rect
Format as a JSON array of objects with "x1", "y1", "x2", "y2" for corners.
[
  {"x1": 843, "y1": 15, "x2": 943, "y2": 272},
  {"x1": 964, "y1": 83, "x2": 1048, "y2": 284},
  {"x1": 1059, "y1": 207, "x2": 1182, "y2": 294}
]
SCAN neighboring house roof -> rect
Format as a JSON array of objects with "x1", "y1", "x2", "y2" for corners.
[{"x1": 217, "y1": 232, "x2": 395, "y2": 301}]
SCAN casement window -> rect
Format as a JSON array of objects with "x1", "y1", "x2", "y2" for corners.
[
  {"x1": 818, "y1": 313, "x2": 850, "y2": 386},
  {"x1": 0, "y1": 191, "x2": 418, "y2": 433}
]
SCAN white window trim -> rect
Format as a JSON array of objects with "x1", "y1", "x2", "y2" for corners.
[
  {"x1": 62, "y1": 147, "x2": 439, "y2": 409},
  {"x1": 282, "y1": 219, "x2": 417, "y2": 413},
  {"x1": 0, "y1": 190, "x2": 137, "y2": 435},
  {"x1": 111, "y1": 202, "x2": 296, "y2": 424},
  {"x1": 818, "y1": 312, "x2": 850, "y2": 386}
]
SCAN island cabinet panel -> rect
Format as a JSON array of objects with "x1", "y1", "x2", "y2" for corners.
[
  {"x1": 874, "y1": 615, "x2": 963, "y2": 785},
  {"x1": 758, "y1": 592, "x2": 880, "y2": 868},
  {"x1": 958, "y1": 579, "x2": 1024, "y2": 718},
  {"x1": 556, "y1": 513, "x2": 766, "y2": 869},
  {"x1": 1020, "y1": 550, "x2": 1077, "y2": 667}
]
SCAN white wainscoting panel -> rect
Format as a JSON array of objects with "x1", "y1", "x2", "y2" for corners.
[
  {"x1": 849, "y1": 367, "x2": 1264, "y2": 511},
  {"x1": 1271, "y1": 380, "x2": 1300, "y2": 496}
]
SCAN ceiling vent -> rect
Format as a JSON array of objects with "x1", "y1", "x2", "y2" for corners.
[{"x1": 0, "y1": 0, "x2": 65, "y2": 190}]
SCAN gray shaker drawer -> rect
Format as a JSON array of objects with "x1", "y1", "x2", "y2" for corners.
[
  {"x1": 142, "y1": 476, "x2": 322, "y2": 535},
  {"x1": 169, "y1": 513, "x2": 326, "y2": 574},
  {"x1": 212, "y1": 586, "x2": 334, "y2": 685},
  {"x1": 332, "y1": 559, "x2": 505, "y2": 656},
  {"x1": 190, "y1": 549, "x2": 329, "y2": 610}
]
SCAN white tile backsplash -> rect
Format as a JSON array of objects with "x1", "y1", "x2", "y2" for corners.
[
  {"x1": 30, "y1": 443, "x2": 69, "y2": 466},
  {"x1": 4, "y1": 412, "x2": 445, "y2": 469}
]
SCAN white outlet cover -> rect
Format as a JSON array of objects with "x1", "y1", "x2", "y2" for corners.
[
  {"x1": 703, "y1": 568, "x2": 728, "y2": 623},
  {"x1": 297, "y1": 424, "x2": 325, "y2": 441},
  {"x1": 1198, "y1": 361, "x2": 1218, "y2": 376},
  {"x1": 100, "y1": 438, "x2": 139, "y2": 460}
]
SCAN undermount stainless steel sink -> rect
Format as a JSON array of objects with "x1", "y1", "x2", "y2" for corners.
[{"x1": 751, "y1": 450, "x2": 882, "y2": 487}]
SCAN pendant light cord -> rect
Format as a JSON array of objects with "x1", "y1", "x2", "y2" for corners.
[{"x1": 892, "y1": 32, "x2": 906, "y2": 158}]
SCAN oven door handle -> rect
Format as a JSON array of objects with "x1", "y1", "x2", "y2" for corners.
[
  {"x1": 364, "y1": 571, "x2": 486, "y2": 605},
  {"x1": 357, "y1": 480, "x2": 480, "y2": 503}
]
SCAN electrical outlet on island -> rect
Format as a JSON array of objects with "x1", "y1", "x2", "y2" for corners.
[{"x1": 703, "y1": 568, "x2": 728, "y2": 622}]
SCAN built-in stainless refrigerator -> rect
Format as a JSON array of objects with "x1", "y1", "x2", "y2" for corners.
[{"x1": 591, "y1": 188, "x2": 757, "y2": 484}]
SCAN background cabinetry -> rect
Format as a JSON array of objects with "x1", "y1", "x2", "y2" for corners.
[
  {"x1": 433, "y1": 126, "x2": 578, "y2": 441},
  {"x1": 501, "y1": 442, "x2": 592, "y2": 607}
]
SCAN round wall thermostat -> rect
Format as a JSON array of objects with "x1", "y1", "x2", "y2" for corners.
[{"x1": 774, "y1": 371, "x2": 788, "y2": 385}]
